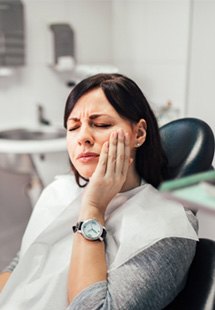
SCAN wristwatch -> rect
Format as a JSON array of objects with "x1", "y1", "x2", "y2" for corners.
[{"x1": 72, "y1": 219, "x2": 107, "y2": 241}]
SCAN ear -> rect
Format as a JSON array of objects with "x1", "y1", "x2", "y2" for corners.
[{"x1": 134, "y1": 119, "x2": 147, "y2": 147}]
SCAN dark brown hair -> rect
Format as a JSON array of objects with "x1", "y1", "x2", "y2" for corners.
[{"x1": 64, "y1": 73, "x2": 167, "y2": 188}]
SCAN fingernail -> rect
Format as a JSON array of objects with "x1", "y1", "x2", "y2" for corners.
[
  {"x1": 118, "y1": 128, "x2": 124, "y2": 139},
  {"x1": 129, "y1": 158, "x2": 134, "y2": 165},
  {"x1": 125, "y1": 132, "x2": 130, "y2": 143},
  {"x1": 104, "y1": 141, "x2": 109, "y2": 149},
  {"x1": 111, "y1": 131, "x2": 117, "y2": 138}
]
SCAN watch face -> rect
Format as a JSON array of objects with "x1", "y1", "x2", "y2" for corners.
[{"x1": 81, "y1": 219, "x2": 102, "y2": 240}]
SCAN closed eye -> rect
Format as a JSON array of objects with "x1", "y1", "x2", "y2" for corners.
[
  {"x1": 93, "y1": 123, "x2": 112, "y2": 128},
  {"x1": 68, "y1": 126, "x2": 79, "y2": 131},
  {"x1": 67, "y1": 123, "x2": 112, "y2": 131}
]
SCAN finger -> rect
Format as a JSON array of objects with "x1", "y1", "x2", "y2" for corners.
[
  {"x1": 106, "y1": 131, "x2": 117, "y2": 175},
  {"x1": 121, "y1": 132, "x2": 131, "y2": 177},
  {"x1": 115, "y1": 129, "x2": 125, "y2": 175},
  {"x1": 94, "y1": 141, "x2": 109, "y2": 177}
]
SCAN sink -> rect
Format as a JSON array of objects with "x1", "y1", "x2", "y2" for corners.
[
  {"x1": 0, "y1": 126, "x2": 68, "y2": 197},
  {"x1": 0, "y1": 127, "x2": 66, "y2": 141},
  {"x1": 0, "y1": 126, "x2": 67, "y2": 154}
]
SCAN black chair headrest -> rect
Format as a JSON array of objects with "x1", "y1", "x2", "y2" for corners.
[{"x1": 160, "y1": 118, "x2": 215, "y2": 180}]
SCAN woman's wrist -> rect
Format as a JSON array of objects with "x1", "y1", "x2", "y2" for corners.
[{"x1": 79, "y1": 205, "x2": 105, "y2": 225}]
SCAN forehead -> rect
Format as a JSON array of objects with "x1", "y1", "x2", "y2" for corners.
[{"x1": 70, "y1": 88, "x2": 118, "y2": 118}]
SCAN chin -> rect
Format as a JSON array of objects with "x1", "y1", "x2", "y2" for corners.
[{"x1": 76, "y1": 167, "x2": 95, "y2": 180}]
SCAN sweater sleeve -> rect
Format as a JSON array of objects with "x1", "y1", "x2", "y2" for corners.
[
  {"x1": 67, "y1": 211, "x2": 198, "y2": 310},
  {"x1": 67, "y1": 237, "x2": 197, "y2": 310}
]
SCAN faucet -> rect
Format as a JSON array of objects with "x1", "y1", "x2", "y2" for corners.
[{"x1": 37, "y1": 104, "x2": 51, "y2": 125}]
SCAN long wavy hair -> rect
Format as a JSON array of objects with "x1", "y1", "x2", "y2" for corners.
[{"x1": 64, "y1": 73, "x2": 168, "y2": 188}]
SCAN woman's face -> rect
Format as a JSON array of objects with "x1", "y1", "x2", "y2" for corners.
[{"x1": 66, "y1": 88, "x2": 138, "y2": 179}]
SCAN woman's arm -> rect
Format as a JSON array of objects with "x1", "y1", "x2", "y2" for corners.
[
  {"x1": 68, "y1": 218, "x2": 107, "y2": 302},
  {"x1": 67, "y1": 237, "x2": 197, "y2": 310},
  {"x1": 68, "y1": 130, "x2": 131, "y2": 302}
]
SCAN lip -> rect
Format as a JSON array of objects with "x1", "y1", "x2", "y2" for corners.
[{"x1": 77, "y1": 152, "x2": 99, "y2": 162}]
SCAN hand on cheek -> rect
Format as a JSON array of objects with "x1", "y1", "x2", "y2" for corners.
[{"x1": 80, "y1": 129, "x2": 131, "y2": 217}]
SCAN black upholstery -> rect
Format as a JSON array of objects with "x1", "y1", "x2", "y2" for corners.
[
  {"x1": 164, "y1": 239, "x2": 215, "y2": 310},
  {"x1": 160, "y1": 118, "x2": 215, "y2": 310},
  {"x1": 160, "y1": 117, "x2": 215, "y2": 180}
]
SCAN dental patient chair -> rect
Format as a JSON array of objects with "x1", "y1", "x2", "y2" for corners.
[
  {"x1": 160, "y1": 117, "x2": 215, "y2": 310},
  {"x1": 160, "y1": 117, "x2": 214, "y2": 180}
]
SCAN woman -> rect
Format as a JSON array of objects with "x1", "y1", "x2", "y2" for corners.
[{"x1": 0, "y1": 73, "x2": 198, "y2": 309}]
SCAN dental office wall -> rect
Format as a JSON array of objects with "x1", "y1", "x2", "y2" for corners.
[
  {"x1": 0, "y1": 0, "x2": 214, "y2": 239},
  {"x1": 0, "y1": 0, "x2": 113, "y2": 128},
  {"x1": 111, "y1": 0, "x2": 215, "y2": 239}
]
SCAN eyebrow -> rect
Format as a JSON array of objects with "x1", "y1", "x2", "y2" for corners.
[{"x1": 68, "y1": 114, "x2": 114, "y2": 121}]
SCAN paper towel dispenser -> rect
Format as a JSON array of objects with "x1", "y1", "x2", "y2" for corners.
[
  {"x1": 50, "y1": 23, "x2": 75, "y2": 71},
  {"x1": 0, "y1": 0, "x2": 25, "y2": 67}
]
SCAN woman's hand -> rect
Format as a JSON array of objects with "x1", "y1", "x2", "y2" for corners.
[{"x1": 80, "y1": 129, "x2": 131, "y2": 219}]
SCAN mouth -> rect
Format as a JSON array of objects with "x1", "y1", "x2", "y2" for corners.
[{"x1": 77, "y1": 152, "x2": 99, "y2": 163}]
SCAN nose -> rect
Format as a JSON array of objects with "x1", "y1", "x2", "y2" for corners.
[{"x1": 77, "y1": 125, "x2": 94, "y2": 146}]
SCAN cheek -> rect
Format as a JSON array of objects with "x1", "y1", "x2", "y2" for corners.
[
  {"x1": 99, "y1": 133, "x2": 111, "y2": 145},
  {"x1": 66, "y1": 136, "x2": 76, "y2": 160},
  {"x1": 92, "y1": 130, "x2": 111, "y2": 148}
]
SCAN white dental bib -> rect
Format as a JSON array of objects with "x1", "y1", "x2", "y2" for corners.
[{"x1": 0, "y1": 174, "x2": 198, "y2": 310}]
